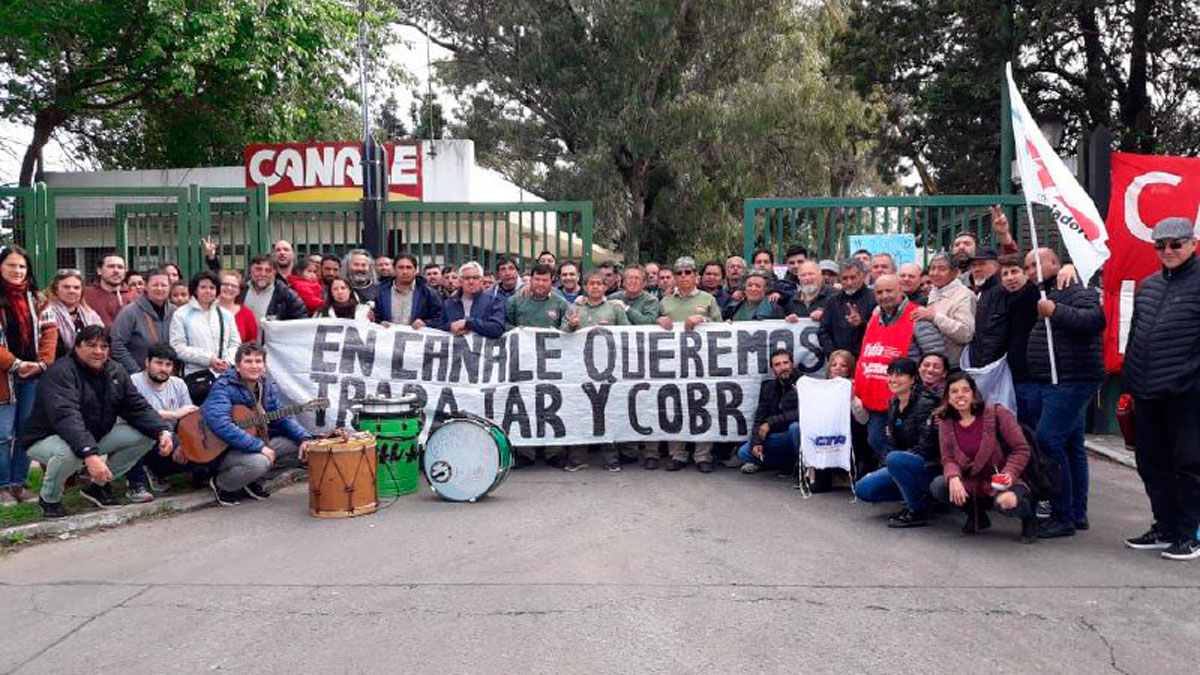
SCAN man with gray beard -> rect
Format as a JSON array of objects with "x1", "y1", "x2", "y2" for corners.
[
  {"x1": 343, "y1": 249, "x2": 379, "y2": 305},
  {"x1": 784, "y1": 261, "x2": 835, "y2": 322}
]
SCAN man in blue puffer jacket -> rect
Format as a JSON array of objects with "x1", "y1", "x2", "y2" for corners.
[
  {"x1": 200, "y1": 342, "x2": 313, "y2": 505},
  {"x1": 374, "y1": 253, "x2": 444, "y2": 329}
]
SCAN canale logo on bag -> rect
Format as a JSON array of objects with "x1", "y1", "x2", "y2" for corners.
[{"x1": 244, "y1": 141, "x2": 422, "y2": 203}]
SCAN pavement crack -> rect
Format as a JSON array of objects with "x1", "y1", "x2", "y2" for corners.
[
  {"x1": 1079, "y1": 616, "x2": 1130, "y2": 675},
  {"x1": 6, "y1": 585, "x2": 150, "y2": 675}
]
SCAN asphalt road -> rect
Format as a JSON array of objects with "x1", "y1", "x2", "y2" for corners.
[{"x1": 1, "y1": 457, "x2": 1196, "y2": 674}]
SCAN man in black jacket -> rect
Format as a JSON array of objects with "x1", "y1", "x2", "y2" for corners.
[
  {"x1": 965, "y1": 248, "x2": 1008, "y2": 367},
  {"x1": 23, "y1": 326, "x2": 172, "y2": 518},
  {"x1": 735, "y1": 349, "x2": 800, "y2": 475},
  {"x1": 1122, "y1": 218, "x2": 1200, "y2": 561},
  {"x1": 818, "y1": 260, "x2": 876, "y2": 358},
  {"x1": 1023, "y1": 248, "x2": 1106, "y2": 540},
  {"x1": 999, "y1": 255, "x2": 1040, "y2": 426},
  {"x1": 244, "y1": 255, "x2": 308, "y2": 322}
]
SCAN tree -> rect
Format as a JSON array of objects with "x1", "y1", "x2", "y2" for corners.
[
  {"x1": 378, "y1": 94, "x2": 409, "y2": 140},
  {"x1": 410, "y1": 92, "x2": 446, "y2": 140},
  {"x1": 401, "y1": 0, "x2": 880, "y2": 262},
  {"x1": 0, "y1": 0, "x2": 400, "y2": 181},
  {"x1": 832, "y1": 0, "x2": 1200, "y2": 195}
]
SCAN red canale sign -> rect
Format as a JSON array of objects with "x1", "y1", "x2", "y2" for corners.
[
  {"x1": 244, "y1": 141, "x2": 422, "y2": 202},
  {"x1": 1103, "y1": 152, "x2": 1200, "y2": 373}
]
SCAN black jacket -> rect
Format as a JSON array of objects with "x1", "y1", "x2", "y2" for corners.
[
  {"x1": 1027, "y1": 279, "x2": 1106, "y2": 383},
  {"x1": 886, "y1": 384, "x2": 941, "y2": 465},
  {"x1": 264, "y1": 278, "x2": 308, "y2": 321},
  {"x1": 751, "y1": 371, "x2": 800, "y2": 443},
  {"x1": 22, "y1": 355, "x2": 168, "y2": 458},
  {"x1": 967, "y1": 274, "x2": 1008, "y2": 367},
  {"x1": 818, "y1": 285, "x2": 876, "y2": 357},
  {"x1": 1004, "y1": 282, "x2": 1040, "y2": 383},
  {"x1": 1124, "y1": 256, "x2": 1200, "y2": 398},
  {"x1": 786, "y1": 285, "x2": 836, "y2": 319}
]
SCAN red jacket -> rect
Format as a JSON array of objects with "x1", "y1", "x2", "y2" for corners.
[
  {"x1": 83, "y1": 282, "x2": 136, "y2": 327},
  {"x1": 287, "y1": 275, "x2": 325, "y2": 315},
  {"x1": 938, "y1": 404, "x2": 1030, "y2": 498}
]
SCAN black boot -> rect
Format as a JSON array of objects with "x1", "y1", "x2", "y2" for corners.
[
  {"x1": 961, "y1": 500, "x2": 992, "y2": 534},
  {"x1": 1020, "y1": 516, "x2": 1038, "y2": 544}
]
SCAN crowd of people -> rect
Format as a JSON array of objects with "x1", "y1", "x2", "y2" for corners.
[{"x1": 0, "y1": 209, "x2": 1195, "y2": 561}]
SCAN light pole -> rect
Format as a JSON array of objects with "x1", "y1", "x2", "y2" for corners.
[{"x1": 358, "y1": 0, "x2": 385, "y2": 256}]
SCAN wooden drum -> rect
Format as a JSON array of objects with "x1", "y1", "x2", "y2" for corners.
[{"x1": 307, "y1": 433, "x2": 378, "y2": 518}]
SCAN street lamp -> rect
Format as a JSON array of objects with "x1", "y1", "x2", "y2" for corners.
[{"x1": 1036, "y1": 112, "x2": 1066, "y2": 150}]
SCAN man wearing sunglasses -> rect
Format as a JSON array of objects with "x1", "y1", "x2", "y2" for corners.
[{"x1": 1123, "y1": 217, "x2": 1200, "y2": 561}]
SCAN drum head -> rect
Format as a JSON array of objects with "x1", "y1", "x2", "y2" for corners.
[{"x1": 424, "y1": 418, "x2": 503, "y2": 502}]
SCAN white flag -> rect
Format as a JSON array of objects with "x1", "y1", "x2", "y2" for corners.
[{"x1": 1007, "y1": 63, "x2": 1110, "y2": 285}]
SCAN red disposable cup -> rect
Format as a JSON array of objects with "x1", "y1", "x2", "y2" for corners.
[{"x1": 990, "y1": 473, "x2": 1013, "y2": 492}]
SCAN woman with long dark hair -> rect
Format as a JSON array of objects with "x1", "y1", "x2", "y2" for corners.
[
  {"x1": 0, "y1": 246, "x2": 58, "y2": 505},
  {"x1": 319, "y1": 277, "x2": 373, "y2": 321},
  {"x1": 930, "y1": 372, "x2": 1037, "y2": 541}
]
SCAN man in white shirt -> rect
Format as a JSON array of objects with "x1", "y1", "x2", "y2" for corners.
[{"x1": 125, "y1": 343, "x2": 198, "y2": 501}]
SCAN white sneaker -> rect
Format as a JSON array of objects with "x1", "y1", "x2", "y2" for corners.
[
  {"x1": 740, "y1": 462, "x2": 761, "y2": 474},
  {"x1": 126, "y1": 485, "x2": 155, "y2": 504}
]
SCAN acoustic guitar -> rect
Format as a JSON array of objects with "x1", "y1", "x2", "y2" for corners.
[{"x1": 176, "y1": 398, "x2": 330, "y2": 464}]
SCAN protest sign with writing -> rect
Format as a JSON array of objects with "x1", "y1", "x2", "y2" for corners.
[
  {"x1": 847, "y1": 233, "x2": 918, "y2": 266},
  {"x1": 263, "y1": 319, "x2": 824, "y2": 445}
]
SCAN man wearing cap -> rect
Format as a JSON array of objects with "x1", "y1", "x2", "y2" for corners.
[
  {"x1": 1122, "y1": 218, "x2": 1200, "y2": 560},
  {"x1": 658, "y1": 256, "x2": 724, "y2": 472},
  {"x1": 964, "y1": 247, "x2": 1008, "y2": 368},
  {"x1": 1022, "y1": 247, "x2": 1105, "y2": 540},
  {"x1": 818, "y1": 260, "x2": 840, "y2": 288},
  {"x1": 818, "y1": 259, "x2": 876, "y2": 358}
]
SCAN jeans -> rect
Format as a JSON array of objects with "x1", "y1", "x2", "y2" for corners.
[
  {"x1": 0, "y1": 379, "x2": 39, "y2": 487},
  {"x1": 1013, "y1": 381, "x2": 1040, "y2": 428},
  {"x1": 931, "y1": 475, "x2": 1035, "y2": 519},
  {"x1": 27, "y1": 423, "x2": 156, "y2": 503},
  {"x1": 737, "y1": 422, "x2": 800, "y2": 469},
  {"x1": 865, "y1": 411, "x2": 889, "y2": 466},
  {"x1": 1030, "y1": 381, "x2": 1098, "y2": 524},
  {"x1": 855, "y1": 451, "x2": 940, "y2": 511}
]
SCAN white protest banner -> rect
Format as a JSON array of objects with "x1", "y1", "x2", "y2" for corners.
[{"x1": 263, "y1": 319, "x2": 825, "y2": 446}]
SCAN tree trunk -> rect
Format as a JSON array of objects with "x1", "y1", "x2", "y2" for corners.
[
  {"x1": 622, "y1": 157, "x2": 651, "y2": 265},
  {"x1": 1076, "y1": 6, "x2": 1113, "y2": 134},
  {"x1": 1121, "y1": 0, "x2": 1153, "y2": 152},
  {"x1": 18, "y1": 108, "x2": 65, "y2": 187}
]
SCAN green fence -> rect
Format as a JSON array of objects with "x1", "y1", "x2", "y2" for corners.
[
  {"x1": 14, "y1": 183, "x2": 594, "y2": 286},
  {"x1": 744, "y1": 195, "x2": 1065, "y2": 263}
]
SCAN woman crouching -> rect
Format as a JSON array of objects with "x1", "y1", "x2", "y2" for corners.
[{"x1": 930, "y1": 372, "x2": 1037, "y2": 542}]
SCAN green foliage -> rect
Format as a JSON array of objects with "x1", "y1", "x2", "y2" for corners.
[
  {"x1": 404, "y1": 0, "x2": 882, "y2": 262},
  {"x1": 0, "y1": 0, "x2": 403, "y2": 180},
  {"x1": 831, "y1": 0, "x2": 1200, "y2": 195}
]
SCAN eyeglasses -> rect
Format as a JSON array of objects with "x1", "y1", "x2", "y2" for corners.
[
  {"x1": 1154, "y1": 239, "x2": 1191, "y2": 251},
  {"x1": 220, "y1": 282, "x2": 241, "y2": 288},
  {"x1": 676, "y1": 269, "x2": 695, "y2": 276},
  {"x1": 460, "y1": 275, "x2": 482, "y2": 281}
]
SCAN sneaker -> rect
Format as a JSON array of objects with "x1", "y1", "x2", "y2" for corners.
[
  {"x1": 1161, "y1": 538, "x2": 1200, "y2": 561},
  {"x1": 547, "y1": 456, "x2": 568, "y2": 470},
  {"x1": 740, "y1": 462, "x2": 761, "y2": 474},
  {"x1": 125, "y1": 484, "x2": 155, "y2": 504},
  {"x1": 643, "y1": 457, "x2": 659, "y2": 471},
  {"x1": 603, "y1": 462, "x2": 621, "y2": 473},
  {"x1": 80, "y1": 482, "x2": 120, "y2": 508},
  {"x1": 665, "y1": 459, "x2": 687, "y2": 472},
  {"x1": 720, "y1": 455, "x2": 742, "y2": 469},
  {"x1": 513, "y1": 455, "x2": 535, "y2": 470},
  {"x1": 1020, "y1": 517, "x2": 1039, "y2": 545},
  {"x1": 888, "y1": 508, "x2": 930, "y2": 528},
  {"x1": 777, "y1": 465, "x2": 795, "y2": 478},
  {"x1": 209, "y1": 478, "x2": 241, "y2": 506},
  {"x1": 0, "y1": 490, "x2": 16, "y2": 507},
  {"x1": 38, "y1": 498, "x2": 67, "y2": 519},
  {"x1": 1125, "y1": 527, "x2": 1176, "y2": 551},
  {"x1": 9, "y1": 486, "x2": 36, "y2": 503},
  {"x1": 563, "y1": 460, "x2": 588, "y2": 472},
  {"x1": 1035, "y1": 520, "x2": 1077, "y2": 539},
  {"x1": 144, "y1": 469, "x2": 170, "y2": 493},
  {"x1": 242, "y1": 481, "x2": 270, "y2": 501},
  {"x1": 696, "y1": 461, "x2": 714, "y2": 474},
  {"x1": 1073, "y1": 519, "x2": 1090, "y2": 531}
]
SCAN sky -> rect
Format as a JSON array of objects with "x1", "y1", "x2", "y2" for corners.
[{"x1": 0, "y1": 25, "x2": 448, "y2": 185}]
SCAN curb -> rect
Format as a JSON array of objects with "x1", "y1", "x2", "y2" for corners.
[
  {"x1": 1, "y1": 468, "x2": 306, "y2": 545},
  {"x1": 1085, "y1": 439, "x2": 1136, "y2": 469}
]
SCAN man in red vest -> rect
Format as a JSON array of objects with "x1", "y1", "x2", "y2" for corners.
[{"x1": 853, "y1": 274, "x2": 946, "y2": 465}]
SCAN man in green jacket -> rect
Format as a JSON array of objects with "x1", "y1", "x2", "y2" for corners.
[
  {"x1": 608, "y1": 265, "x2": 660, "y2": 325},
  {"x1": 657, "y1": 257, "x2": 724, "y2": 473},
  {"x1": 562, "y1": 272, "x2": 627, "y2": 472},
  {"x1": 507, "y1": 264, "x2": 570, "y2": 469}
]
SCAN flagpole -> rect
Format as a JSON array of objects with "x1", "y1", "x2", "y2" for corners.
[{"x1": 1022, "y1": 202, "x2": 1059, "y2": 385}]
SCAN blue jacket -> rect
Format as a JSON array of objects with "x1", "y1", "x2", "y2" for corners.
[
  {"x1": 375, "y1": 277, "x2": 444, "y2": 327},
  {"x1": 442, "y1": 291, "x2": 507, "y2": 338},
  {"x1": 201, "y1": 369, "x2": 313, "y2": 454}
]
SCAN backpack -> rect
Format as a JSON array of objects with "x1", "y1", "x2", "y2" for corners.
[{"x1": 995, "y1": 405, "x2": 1062, "y2": 500}]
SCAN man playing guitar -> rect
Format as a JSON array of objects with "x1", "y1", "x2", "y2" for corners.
[{"x1": 200, "y1": 342, "x2": 313, "y2": 506}]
